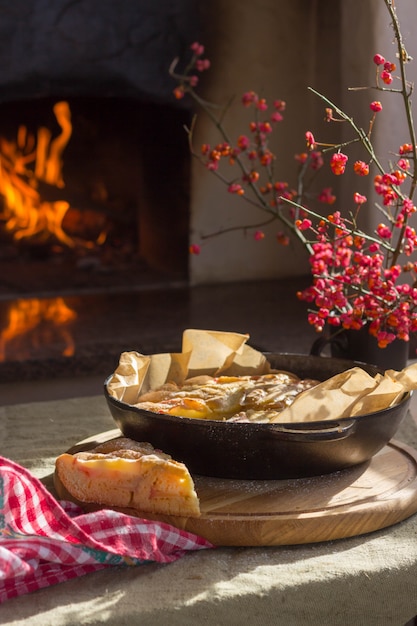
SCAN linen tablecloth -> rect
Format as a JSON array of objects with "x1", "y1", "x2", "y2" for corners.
[{"x1": 1, "y1": 393, "x2": 417, "y2": 625}]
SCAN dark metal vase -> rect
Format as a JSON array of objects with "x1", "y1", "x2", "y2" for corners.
[{"x1": 310, "y1": 326, "x2": 409, "y2": 371}]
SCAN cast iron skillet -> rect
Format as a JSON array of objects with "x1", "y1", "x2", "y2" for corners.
[{"x1": 104, "y1": 353, "x2": 410, "y2": 480}]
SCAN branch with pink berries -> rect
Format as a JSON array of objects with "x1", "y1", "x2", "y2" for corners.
[{"x1": 170, "y1": 0, "x2": 417, "y2": 349}]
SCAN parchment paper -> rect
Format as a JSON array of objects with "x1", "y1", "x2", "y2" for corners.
[
  {"x1": 106, "y1": 329, "x2": 417, "y2": 422},
  {"x1": 106, "y1": 329, "x2": 270, "y2": 405}
]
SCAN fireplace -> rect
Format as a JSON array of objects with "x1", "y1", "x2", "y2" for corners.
[
  {"x1": 0, "y1": 96, "x2": 191, "y2": 296},
  {"x1": 0, "y1": 95, "x2": 193, "y2": 377},
  {"x1": 0, "y1": 1, "x2": 203, "y2": 377},
  {"x1": 0, "y1": 0, "x2": 205, "y2": 295}
]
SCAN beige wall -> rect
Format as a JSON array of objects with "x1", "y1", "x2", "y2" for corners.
[
  {"x1": 188, "y1": 0, "x2": 417, "y2": 285},
  {"x1": 189, "y1": 0, "x2": 341, "y2": 285}
]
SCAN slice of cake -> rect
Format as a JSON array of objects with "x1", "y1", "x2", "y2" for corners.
[{"x1": 55, "y1": 438, "x2": 200, "y2": 518}]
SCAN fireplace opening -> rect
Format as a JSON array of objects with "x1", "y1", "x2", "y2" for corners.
[{"x1": 0, "y1": 96, "x2": 191, "y2": 297}]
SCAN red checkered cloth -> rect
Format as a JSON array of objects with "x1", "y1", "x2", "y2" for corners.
[{"x1": 0, "y1": 456, "x2": 214, "y2": 603}]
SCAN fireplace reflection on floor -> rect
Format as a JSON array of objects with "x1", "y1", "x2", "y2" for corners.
[
  {"x1": 0, "y1": 277, "x2": 318, "y2": 403},
  {"x1": 0, "y1": 283, "x2": 191, "y2": 381}
]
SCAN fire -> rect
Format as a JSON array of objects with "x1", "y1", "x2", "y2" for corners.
[
  {"x1": 0, "y1": 297, "x2": 77, "y2": 361},
  {"x1": 0, "y1": 101, "x2": 78, "y2": 246}
]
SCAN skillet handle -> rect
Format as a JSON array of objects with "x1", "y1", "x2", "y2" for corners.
[{"x1": 273, "y1": 419, "x2": 357, "y2": 442}]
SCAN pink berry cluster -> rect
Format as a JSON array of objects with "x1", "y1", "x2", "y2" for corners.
[
  {"x1": 296, "y1": 206, "x2": 417, "y2": 348},
  {"x1": 373, "y1": 53, "x2": 396, "y2": 85},
  {"x1": 172, "y1": 42, "x2": 211, "y2": 101},
  {"x1": 200, "y1": 93, "x2": 290, "y2": 197}
]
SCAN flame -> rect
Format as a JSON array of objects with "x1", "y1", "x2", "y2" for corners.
[
  {"x1": 0, "y1": 101, "x2": 84, "y2": 247},
  {"x1": 0, "y1": 297, "x2": 77, "y2": 361}
]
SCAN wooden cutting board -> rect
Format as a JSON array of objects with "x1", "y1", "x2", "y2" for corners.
[{"x1": 54, "y1": 428, "x2": 417, "y2": 546}]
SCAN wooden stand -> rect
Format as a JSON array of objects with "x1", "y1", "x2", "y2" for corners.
[{"x1": 54, "y1": 429, "x2": 417, "y2": 547}]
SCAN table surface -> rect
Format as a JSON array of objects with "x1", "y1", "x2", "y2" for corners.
[{"x1": 1, "y1": 392, "x2": 417, "y2": 626}]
